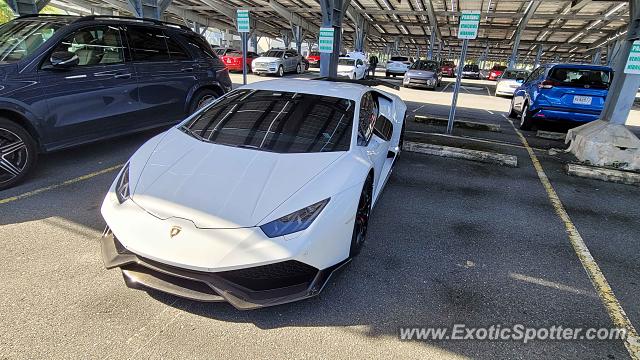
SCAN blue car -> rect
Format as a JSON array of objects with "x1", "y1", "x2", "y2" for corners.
[
  {"x1": 0, "y1": 15, "x2": 232, "y2": 190},
  {"x1": 509, "y1": 63, "x2": 613, "y2": 130}
]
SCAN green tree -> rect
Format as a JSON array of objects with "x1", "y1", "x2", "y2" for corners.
[{"x1": 0, "y1": 1, "x2": 15, "y2": 25}]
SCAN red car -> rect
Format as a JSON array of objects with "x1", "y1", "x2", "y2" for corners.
[
  {"x1": 306, "y1": 51, "x2": 321, "y2": 67},
  {"x1": 488, "y1": 65, "x2": 507, "y2": 81},
  {"x1": 220, "y1": 51, "x2": 260, "y2": 72},
  {"x1": 440, "y1": 61, "x2": 456, "y2": 77}
]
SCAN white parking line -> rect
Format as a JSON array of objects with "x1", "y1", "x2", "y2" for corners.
[
  {"x1": 440, "y1": 83, "x2": 451, "y2": 92},
  {"x1": 412, "y1": 104, "x2": 425, "y2": 113},
  {"x1": 485, "y1": 87, "x2": 492, "y2": 96}
]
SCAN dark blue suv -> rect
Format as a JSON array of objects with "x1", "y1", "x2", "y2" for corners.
[
  {"x1": 509, "y1": 63, "x2": 612, "y2": 130},
  {"x1": 0, "y1": 15, "x2": 232, "y2": 190}
]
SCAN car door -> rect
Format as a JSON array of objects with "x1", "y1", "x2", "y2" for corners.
[
  {"x1": 38, "y1": 24, "x2": 140, "y2": 147},
  {"x1": 126, "y1": 25, "x2": 196, "y2": 126},
  {"x1": 355, "y1": 59, "x2": 365, "y2": 79},
  {"x1": 286, "y1": 50, "x2": 297, "y2": 72},
  {"x1": 514, "y1": 67, "x2": 541, "y2": 110},
  {"x1": 357, "y1": 91, "x2": 390, "y2": 194}
]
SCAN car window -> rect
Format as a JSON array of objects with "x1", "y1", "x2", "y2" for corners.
[
  {"x1": 50, "y1": 25, "x2": 124, "y2": 66},
  {"x1": 182, "y1": 90, "x2": 354, "y2": 153},
  {"x1": 502, "y1": 70, "x2": 530, "y2": 80},
  {"x1": 358, "y1": 92, "x2": 378, "y2": 146},
  {"x1": 390, "y1": 56, "x2": 409, "y2": 62},
  {"x1": 182, "y1": 34, "x2": 217, "y2": 59},
  {"x1": 442, "y1": 61, "x2": 455, "y2": 67},
  {"x1": 411, "y1": 60, "x2": 438, "y2": 71},
  {"x1": 165, "y1": 33, "x2": 190, "y2": 60},
  {"x1": 526, "y1": 67, "x2": 542, "y2": 83},
  {"x1": 357, "y1": 59, "x2": 363, "y2": 66},
  {"x1": 548, "y1": 67, "x2": 611, "y2": 89},
  {"x1": 338, "y1": 58, "x2": 355, "y2": 66},
  {"x1": 127, "y1": 26, "x2": 170, "y2": 62},
  {"x1": 264, "y1": 50, "x2": 284, "y2": 58},
  {"x1": 0, "y1": 19, "x2": 66, "y2": 63}
]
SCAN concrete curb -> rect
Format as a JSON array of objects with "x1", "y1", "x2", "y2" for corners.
[
  {"x1": 413, "y1": 115, "x2": 501, "y2": 132},
  {"x1": 404, "y1": 141, "x2": 518, "y2": 167},
  {"x1": 565, "y1": 163, "x2": 640, "y2": 186},
  {"x1": 536, "y1": 130, "x2": 566, "y2": 141}
]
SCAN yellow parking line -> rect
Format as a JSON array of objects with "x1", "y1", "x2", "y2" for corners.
[
  {"x1": 504, "y1": 114, "x2": 639, "y2": 359},
  {"x1": 0, "y1": 164, "x2": 122, "y2": 205}
]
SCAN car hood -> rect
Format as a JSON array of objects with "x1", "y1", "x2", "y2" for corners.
[
  {"x1": 253, "y1": 57, "x2": 280, "y2": 63},
  {"x1": 130, "y1": 128, "x2": 345, "y2": 229},
  {"x1": 406, "y1": 70, "x2": 435, "y2": 78}
]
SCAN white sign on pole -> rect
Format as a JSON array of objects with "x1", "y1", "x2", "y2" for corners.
[
  {"x1": 624, "y1": 40, "x2": 640, "y2": 75},
  {"x1": 319, "y1": 27, "x2": 335, "y2": 53},
  {"x1": 237, "y1": 10, "x2": 250, "y2": 33},
  {"x1": 458, "y1": 11, "x2": 480, "y2": 40}
]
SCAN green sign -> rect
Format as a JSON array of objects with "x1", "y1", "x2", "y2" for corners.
[
  {"x1": 319, "y1": 27, "x2": 334, "y2": 53},
  {"x1": 624, "y1": 40, "x2": 640, "y2": 75},
  {"x1": 458, "y1": 11, "x2": 480, "y2": 40},
  {"x1": 237, "y1": 10, "x2": 250, "y2": 33}
]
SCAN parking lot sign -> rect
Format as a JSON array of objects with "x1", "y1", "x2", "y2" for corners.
[
  {"x1": 319, "y1": 27, "x2": 334, "y2": 53},
  {"x1": 624, "y1": 40, "x2": 640, "y2": 74},
  {"x1": 458, "y1": 11, "x2": 480, "y2": 40},
  {"x1": 237, "y1": 10, "x2": 250, "y2": 33}
]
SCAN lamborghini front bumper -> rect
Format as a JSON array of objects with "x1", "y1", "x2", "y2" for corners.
[{"x1": 101, "y1": 234, "x2": 349, "y2": 310}]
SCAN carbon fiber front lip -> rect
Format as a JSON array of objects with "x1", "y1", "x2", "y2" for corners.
[{"x1": 101, "y1": 234, "x2": 351, "y2": 310}]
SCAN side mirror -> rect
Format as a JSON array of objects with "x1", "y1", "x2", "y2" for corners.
[
  {"x1": 516, "y1": 78, "x2": 525, "y2": 83},
  {"x1": 50, "y1": 51, "x2": 79, "y2": 69},
  {"x1": 284, "y1": 55, "x2": 289, "y2": 59}
]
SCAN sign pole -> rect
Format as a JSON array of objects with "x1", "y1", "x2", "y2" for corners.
[
  {"x1": 236, "y1": 9, "x2": 250, "y2": 85},
  {"x1": 447, "y1": 10, "x2": 480, "y2": 135},
  {"x1": 447, "y1": 39, "x2": 468, "y2": 134}
]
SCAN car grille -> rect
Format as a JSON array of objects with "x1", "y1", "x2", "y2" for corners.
[{"x1": 217, "y1": 261, "x2": 318, "y2": 291}]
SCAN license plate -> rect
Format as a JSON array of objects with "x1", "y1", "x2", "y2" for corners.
[{"x1": 573, "y1": 95, "x2": 592, "y2": 105}]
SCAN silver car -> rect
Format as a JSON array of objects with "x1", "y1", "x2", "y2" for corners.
[
  {"x1": 251, "y1": 48, "x2": 303, "y2": 77},
  {"x1": 495, "y1": 69, "x2": 530, "y2": 97},
  {"x1": 402, "y1": 60, "x2": 442, "y2": 90}
]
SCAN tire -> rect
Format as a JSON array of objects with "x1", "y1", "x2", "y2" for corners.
[
  {"x1": 0, "y1": 118, "x2": 37, "y2": 191},
  {"x1": 189, "y1": 89, "x2": 218, "y2": 114},
  {"x1": 296, "y1": 63, "x2": 302, "y2": 74},
  {"x1": 508, "y1": 98, "x2": 518, "y2": 119},
  {"x1": 277, "y1": 65, "x2": 284, "y2": 77},
  {"x1": 519, "y1": 103, "x2": 533, "y2": 130},
  {"x1": 349, "y1": 175, "x2": 373, "y2": 257},
  {"x1": 385, "y1": 72, "x2": 390, "y2": 78},
  {"x1": 399, "y1": 120, "x2": 406, "y2": 152}
]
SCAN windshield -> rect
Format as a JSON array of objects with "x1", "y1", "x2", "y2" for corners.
[
  {"x1": 463, "y1": 65, "x2": 478, "y2": 71},
  {"x1": 549, "y1": 67, "x2": 612, "y2": 89},
  {"x1": 182, "y1": 90, "x2": 355, "y2": 153},
  {"x1": 0, "y1": 20, "x2": 66, "y2": 64},
  {"x1": 410, "y1": 60, "x2": 438, "y2": 71},
  {"x1": 442, "y1": 61, "x2": 454, "y2": 67},
  {"x1": 264, "y1": 50, "x2": 284, "y2": 58},
  {"x1": 492, "y1": 65, "x2": 507, "y2": 71},
  {"x1": 390, "y1": 56, "x2": 409, "y2": 62},
  {"x1": 502, "y1": 70, "x2": 530, "y2": 80},
  {"x1": 338, "y1": 58, "x2": 355, "y2": 66},
  {"x1": 309, "y1": 51, "x2": 320, "y2": 56}
]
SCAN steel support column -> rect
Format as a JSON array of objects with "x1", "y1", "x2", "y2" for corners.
[
  {"x1": 6, "y1": 0, "x2": 50, "y2": 15},
  {"x1": 533, "y1": 45, "x2": 543, "y2": 68},
  {"x1": 127, "y1": 0, "x2": 171, "y2": 19},
  {"x1": 281, "y1": 31, "x2": 291, "y2": 49},
  {"x1": 600, "y1": 0, "x2": 640, "y2": 125},
  {"x1": 427, "y1": 30, "x2": 436, "y2": 60},
  {"x1": 292, "y1": 24, "x2": 303, "y2": 54},
  {"x1": 591, "y1": 47, "x2": 602, "y2": 65},
  {"x1": 354, "y1": 13, "x2": 367, "y2": 53},
  {"x1": 508, "y1": 0, "x2": 541, "y2": 68},
  {"x1": 320, "y1": 0, "x2": 345, "y2": 78}
]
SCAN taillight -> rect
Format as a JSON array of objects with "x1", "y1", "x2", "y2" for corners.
[{"x1": 539, "y1": 80, "x2": 560, "y2": 89}]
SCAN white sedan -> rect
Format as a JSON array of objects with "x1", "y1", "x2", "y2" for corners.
[
  {"x1": 495, "y1": 69, "x2": 530, "y2": 97},
  {"x1": 101, "y1": 79, "x2": 407, "y2": 309},
  {"x1": 337, "y1": 57, "x2": 368, "y2": 79}
]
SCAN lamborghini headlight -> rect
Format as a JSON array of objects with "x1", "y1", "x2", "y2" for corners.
[
  {"x1": 260, "y1": 198, "x2": 330, "y2": 238},
  {"x1": 115, "y1": 163, "x2": 130, "y2": 204}
]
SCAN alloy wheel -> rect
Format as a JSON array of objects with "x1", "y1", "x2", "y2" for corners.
[
  {"x1": 0, "y1": 128, "x2": 28, "y2": 186},
  {"x1": 354, "y1": 185, "x2": 372, "y2": 248},
  {"x1": 521, "y1": 104, "x2": 528, "y2": 127},
  {"x1": 196, "y1": 95, "x2": 215, "y2": 110}
]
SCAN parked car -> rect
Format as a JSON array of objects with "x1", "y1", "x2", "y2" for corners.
[
  {"x1": 301, "y1": 56, "x2": 310, "y2": 71},
  {"x1": 0, "y1": 14, "x2": 231, "y2": 190},
  {"x1": 462, "y1": 64, "x2": 481, "y2": 79},
  {"x1": 488, "y1": 64, "x2": 507, "y2": 81},
  {"x1": 495, "y1": 69, "x2": 530, "y2": 97},
  {"x1": 337, "y1": 57, "x2": 367, "y2": 79},
  {"x1": 385, "y1": 56, "x2": 413, "y2": 77},
  {"x1": 213, "y1": 47, "x2": 238, "y2": 57},
  {"x1": 220, "y1": 50, "x2": 260, "y2": 72},
  {"x1": 252, "y1": 48, "x2": 303, "y2": 77},
  {"x1": 402, "y1": 60, "x2": 442, "y2": 90},
  {"x1": 509, "y1": 64, "x2": 612, "y2": 130},
  {"x1": 307, "y1": 51, "x2": 321, "y2": 67},
  {"x1": 100, "y1": 78, "x2": 407, "y2": 309},
  {"x1": 441, "y1": 61, "x2": 456, "y2": 77}
]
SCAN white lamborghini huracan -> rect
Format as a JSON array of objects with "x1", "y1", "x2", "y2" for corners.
[{"x1": 101, "y1": 79, "x2": 407, "y2": 309}]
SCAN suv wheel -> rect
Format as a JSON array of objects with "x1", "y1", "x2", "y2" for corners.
[
  {"x1": 296, "y1": 63, "x2": 302, "y2": 74},
  {"x1": 189, "y1": 89, "x2": 218, "y2": 114},
  {"x1": 0, "y1": 118, "x2": 37, "y2": 190},
  {"x1": 520, "y1": 103, "x2": 534, "y2": 130},
  {"x1": 277, "y1": 66, "x2": 284, "y2": 77},
  {"x1": 508, "y1": 98, "x2": 518, "y2": 118}
]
